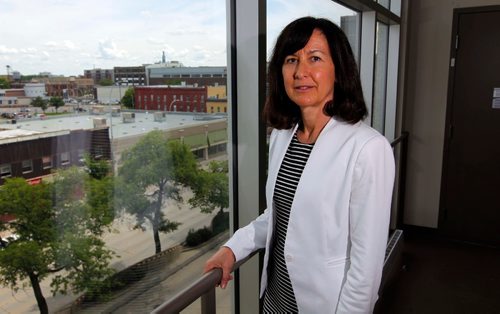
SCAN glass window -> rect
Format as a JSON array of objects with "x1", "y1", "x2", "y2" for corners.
[
  {"x1": 376, "y1": 0, "x2": 391, "y2": 9},
  {"x1": 0, "y1": 164, "x2": 12, "y2": 178},
  {"x1": 372, "y1": 21, "x2": 389, "y2": 134},
  {"x1": 0, "y1": 1, "x2": 229, "y2": 313},
  {"x1": 42, "y1": 156, "x2": 52, "y2": 169},
  {"x1": 21, "y1": 160, "x2": 33, "y2": 173},
  {"x1": 267, "y1": 0, "x2": 361, "y2": 66},
  {"x1": 61, "y1": 152, "x2": 70, "y2": 166}
]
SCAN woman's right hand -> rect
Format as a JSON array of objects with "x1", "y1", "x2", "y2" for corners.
[{"x1": 204, "y1": 246, "x2": 236, "y2": 289}]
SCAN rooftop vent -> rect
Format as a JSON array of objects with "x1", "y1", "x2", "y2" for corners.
[
  {"x1": 93, "y1": 118, "x2": 107, "y2": 128},
  {"x1": 154, "y1": 111, "x2": 166, "y2": 122},
  {"x1": 122, "y1": 112, "x2": 135, "y2": 123}
]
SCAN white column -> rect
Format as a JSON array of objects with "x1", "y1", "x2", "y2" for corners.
[{"x1": 227, "y1": 0, "x2": 266, "y2": 313}]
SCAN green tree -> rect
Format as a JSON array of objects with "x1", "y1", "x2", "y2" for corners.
[
  {"x1": 0, "y1": 165, "x2": 115, "y2": 314},
  {"x1": 49, "y1": 96, "x2": 65, "y2": 113},
  {"x1": 31, "y1": 96, "x2": 48, "y2": 113},
  {"x1": 84, "y1": 154, "x2": 112, "y2": 180},
  {"x1": 121, "y1": 87, "x2": 134, "y2": 109},
  {"x1": 0, "y1": 78, "x2": 10, "y2": 89},
  {"x1": 117, "y1": 131, "x2": 198, "y2": 254},
  {"x1": 98, "y1": 78, "x2": 113, "y2": 86},
  {"x1": 189, "y1": 160, "x2": 229, "y2": 214}
]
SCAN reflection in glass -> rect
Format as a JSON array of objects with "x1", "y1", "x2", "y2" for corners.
[
  {"x1": 267, "y1": 0, "x2": 361, "y2": 65},
  {"x1": 372, "y1": 21, "x2": 389, "y2": 134},
  {"x1": 376, "y1": 0, "x2": 391, "y2": 10},
  {"x1": 0, "y1": 1, "x2": 228, "y2": 313}
]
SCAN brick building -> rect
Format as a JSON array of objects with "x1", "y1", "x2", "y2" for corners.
[
  {"x1": 39, "y1": 77, "x2": 94, "y2": 98},
  {"x1": 84, "y1": 68, "x2": 114, "y2": 84},
  {"x1": 134, "y1": 86, "x2": 207, "y2": 113}
]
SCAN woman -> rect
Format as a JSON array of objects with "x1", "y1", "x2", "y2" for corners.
[{"x1": 204, "y1": 17, "x2": 395, "y2": 313}]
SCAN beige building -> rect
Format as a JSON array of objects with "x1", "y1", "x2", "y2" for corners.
[
  {"x1": 207, "y1": 85, "x2": 227, "y2": 100},
  {"x1": 206, "y1": 99, "x2": 227, "y2": 114}
]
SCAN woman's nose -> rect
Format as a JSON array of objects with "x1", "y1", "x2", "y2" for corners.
[{"x1": 293, "y1": 60, "x2": 308, "y2": 79}]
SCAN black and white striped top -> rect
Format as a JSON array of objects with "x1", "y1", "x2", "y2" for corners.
[{"x1": 263, "y1": 133, "x2": 314, "y2": 313}]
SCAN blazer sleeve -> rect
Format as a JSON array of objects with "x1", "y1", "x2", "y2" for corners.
[
  {"x1": 222, "y1": 129, "x2": 281, "y2": 262},
  {"x1": 336, "y1": 135, "x2": 395, "y2": 313},
  {"x1": 223, "y1": 209, "x2": 270, "y2": 262}
]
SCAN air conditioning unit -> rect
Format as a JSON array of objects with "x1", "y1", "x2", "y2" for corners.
[
  {"x1": 93, "y1": 118, "x2": 107, "y2": 128},
  {"x1": 91, "y1": 105, "x2": 105, "y2": 115},
  {"x1": 111, "y1": 107, "x2": 121, "y2": 117},
  {"x1": 122, "y1": 112, "x2": 135, "y2": 123},
  {"x1": 154, "y1": 111, "x2": 166, "y2": 122}
]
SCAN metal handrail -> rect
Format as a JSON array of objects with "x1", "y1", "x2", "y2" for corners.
[{"x1": 151, "y1": 249, "x2": 260, "y2": 314}]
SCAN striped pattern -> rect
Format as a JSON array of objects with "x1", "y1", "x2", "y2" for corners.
[{"x1": 263, "y1": 134, "x2": 314, "y2": 313}]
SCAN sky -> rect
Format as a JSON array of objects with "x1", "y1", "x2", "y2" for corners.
[{"x1": 0, "y1": 0, "x2": 357, "y2": 77}]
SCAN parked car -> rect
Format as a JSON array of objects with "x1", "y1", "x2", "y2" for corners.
[
  {"x1": 0, "y1": 234, "x2": 19, "y2": 249},
  {"x1": 1, "y1": 112, "x2": 16, "y2": 119}
]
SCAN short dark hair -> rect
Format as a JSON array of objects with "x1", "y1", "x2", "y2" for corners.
[{"x1": 263, "y1": 16, "x2": 367, "y2": 129}]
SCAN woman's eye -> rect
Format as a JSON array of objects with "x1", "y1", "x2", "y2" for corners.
[
  {"x1": 311, "y1": 56, "x2": 321, "y2": 62},
  {"x1": 284, "y1": 58, "x2": 297, "y2": 64}
]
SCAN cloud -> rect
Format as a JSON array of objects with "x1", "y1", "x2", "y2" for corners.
[
  {"x1": 43, "y1": 40, "x2": 78, "y2": 51},
  {"x1": 0, "y1": 45, "x2": 19, "y2": 54},
  {"x1": 147, "y1": 37, "x2": 166, "y2": 46},
  {"x1": 97, "y1": 39, "x2": 127, "y2": 60}
]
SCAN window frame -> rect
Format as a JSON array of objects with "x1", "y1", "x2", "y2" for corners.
[
  {"x1": 0, "y1": 164, "x2": 12, "y2": 178},
  {"x1": 60, "y1": 152, "x2": 70, "y2": 166},
  {"x1": 21, "y1": 159, "x2": 33, "y2": 174},
  {"x1": 42, "y1": 156, "x2": 53, "y2": 169}
]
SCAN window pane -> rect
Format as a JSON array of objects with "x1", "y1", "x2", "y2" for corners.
[
  {"x1": 267, "y1": 0, "x2": 361, "y2": 65},
  {"x1": 0, "y1": 164, "x2": 12, "y2": 178},
  {"x1": 376, "y1": 0, "x2": 391, "y2": 10},
  {"x1": 0, "y1": 1, "x2": 228, "y2": 313},
  {"x1": 372, "y1": 21, "x2": 389, "y2": 134},
  {"x1": 42, "y1": 156, "x2": 53, "y2": 169},
  {"x1": 21, "y1": 160, "x2": 33, "y2": 173}
]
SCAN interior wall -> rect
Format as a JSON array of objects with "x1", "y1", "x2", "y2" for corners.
[{"x1": 403, "y1": 0, "x2": 500, "y2": 227}]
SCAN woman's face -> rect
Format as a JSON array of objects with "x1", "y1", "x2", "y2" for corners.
[{"x1": 282, "y1": 29, "x2": 335, "y2": 111}]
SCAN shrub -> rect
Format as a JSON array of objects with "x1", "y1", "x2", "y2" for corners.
[
  {"x1": 211, "y1": 210, "x2": 229, "y2": 235},
  {"x1": 185, "y1": 227, "x2": 213, "y2": 247}
]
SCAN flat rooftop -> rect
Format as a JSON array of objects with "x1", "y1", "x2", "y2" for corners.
[{"x1": 0, "y1": 111, "x2": 227, "y2": 140}]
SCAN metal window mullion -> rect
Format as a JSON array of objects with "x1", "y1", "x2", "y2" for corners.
[
  {"x1": 384, "y1": 23, "x2": 400, "y2": 140},
  {"x1": 360, "y1": 11, "x2": 376, "y2": 123},
  {"x1": 227, "y1": 0, "x2": 266, "y2": 313}
]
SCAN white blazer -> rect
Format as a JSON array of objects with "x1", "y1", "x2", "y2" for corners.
[{"x1": 225, "y1": 117, "x2": 395, "y2": 313}]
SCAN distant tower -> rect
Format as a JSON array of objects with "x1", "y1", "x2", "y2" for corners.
[
  {"x1": 162, "y1": 51, "x2": 166, "y2": 63},
  {"x1": 6, "y1": 65, "x2": 11, "y2": 81}
]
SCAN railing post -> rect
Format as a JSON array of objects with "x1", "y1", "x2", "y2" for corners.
[
  {"x1": 396, "y1": 131, "x2": 409, "y2": 229},
  {"x1": 201, "y1": 288, "x2": 216, "y2": 314}
]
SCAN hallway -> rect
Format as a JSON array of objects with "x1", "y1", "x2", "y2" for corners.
[{"x1": 375, "y1": 230, "x2": 500, "y2": 314}]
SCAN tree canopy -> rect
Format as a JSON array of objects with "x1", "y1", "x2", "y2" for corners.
[
  {"x1": 98, "y1": 78, "x2": 114, "y2": 86},
  {"x1": 189, "y1": 160, "x2": 229, "y2": 214},
  {"x1": 49, "y1": 96, "x2": 65, "y2": 113},
  {"x1": 121, "y1": 87, "x2": 134, "y2": 109},
  {"x1": 0, "y1": 160, "x2": 115, "y2": 314},
  {"x1": 117, "y1": 131, "x2": 198, "y2": 254},
  {"x1": 31, "y1": 96, "x2": 48, "y2": 112},
  {"x1": 0, "y1": 78, "x2": 10, "y2": 89}
]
